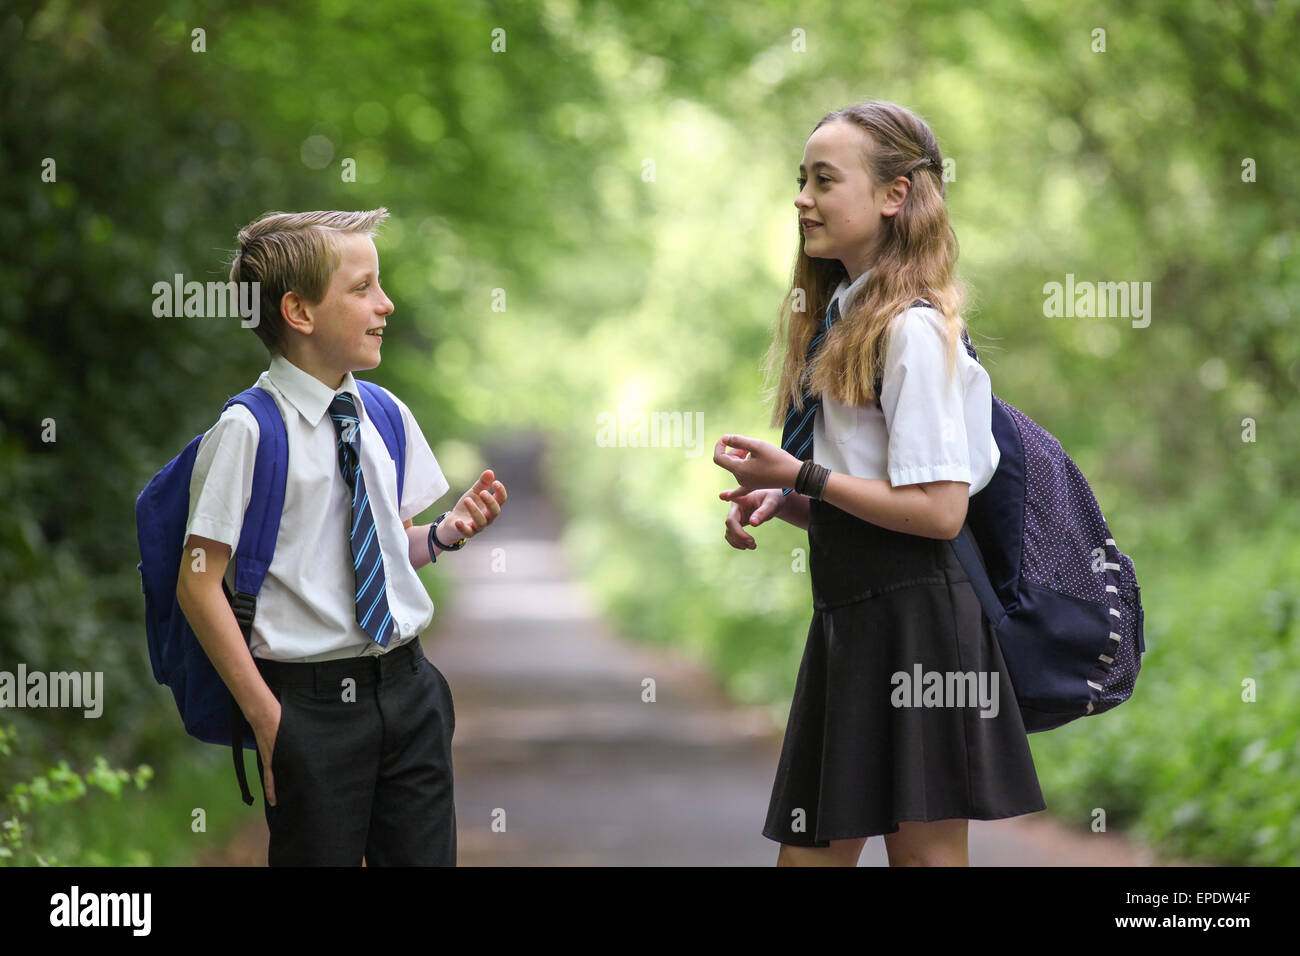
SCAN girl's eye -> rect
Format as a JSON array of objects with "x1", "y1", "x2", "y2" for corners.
[{"x1": 796, "y1": 176, "x2": 830, "y2": 189}]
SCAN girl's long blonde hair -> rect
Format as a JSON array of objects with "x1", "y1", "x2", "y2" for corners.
[{"x1": 764, "y1": 101, "x2": 970, "y2": 427}]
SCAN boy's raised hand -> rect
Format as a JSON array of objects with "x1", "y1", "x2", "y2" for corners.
[{"x1": 439, "y1": 469, "x2": 507, "y2": 544}]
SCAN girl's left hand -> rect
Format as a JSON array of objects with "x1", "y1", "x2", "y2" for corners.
[{"x1": 713, "y1": 434, "x2": 802, "y2": 497}]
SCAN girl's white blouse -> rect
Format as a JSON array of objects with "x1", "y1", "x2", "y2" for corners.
[{"x1": 812, "y1": 276, "x2": 1000, "y2": 496}]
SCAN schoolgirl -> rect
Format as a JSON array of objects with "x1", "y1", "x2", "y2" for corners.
[{"x1": 713, "y1": 101, "x2": 1045, "y2": 867}]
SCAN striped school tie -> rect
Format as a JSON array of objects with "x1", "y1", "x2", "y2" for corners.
[
  {"x1": 780, "y1": 296, "x2": 841, "y2": 494},
  {"x1": 328, "y1": 392, "x2": 393, "y2": 647}
]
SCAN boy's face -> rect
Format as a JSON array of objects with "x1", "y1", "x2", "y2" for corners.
[
  {"x1": 298, "y1": 233, "x2": 394, "y2": 377},
  {"x1": 795, "y1": 120, "x2": 907, "y2": 279}
]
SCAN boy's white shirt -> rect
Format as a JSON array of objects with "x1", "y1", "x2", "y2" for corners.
[
  {"x1": 813, "y1": 270, "x2": 1001, "y2": 496},
  {"x1": 184, "y1": 353, "x2": 450, "y2": 662}
]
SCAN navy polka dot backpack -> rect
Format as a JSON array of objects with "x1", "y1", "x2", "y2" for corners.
[
  {"x1": 878, "y1": 305, "x2": 1147, "y2": 733},
  {"x1": 948, "y1": 329, "x2": 1146, "y2": 732}
]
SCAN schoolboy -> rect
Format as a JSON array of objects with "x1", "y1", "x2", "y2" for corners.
[{"x1": 176, "y1": 208, "x2": 507, "y2": 866}]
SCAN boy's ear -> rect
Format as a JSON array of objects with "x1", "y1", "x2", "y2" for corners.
[{"x1": 281, "y1": 290, "x2": 313, "y2": 336}]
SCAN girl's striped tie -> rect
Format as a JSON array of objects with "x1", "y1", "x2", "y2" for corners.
[
  {"x1": 328, "y1": 392, "x2": 394, "y2": 647},
  {"x1": 780, "y1": 296, "x2": 841, "y2": 494}
]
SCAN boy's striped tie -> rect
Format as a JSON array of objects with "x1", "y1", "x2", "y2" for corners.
[
  {"x1": 328, "y1": 392, "x2": 393, "y2": 647},
  {"x1": 780, "y1": 296, "x2": 841, "y2": 495}
]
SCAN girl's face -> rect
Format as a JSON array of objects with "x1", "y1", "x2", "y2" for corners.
[{"x1": 795, "y1": 120, "x2": 909, "y2": 280}]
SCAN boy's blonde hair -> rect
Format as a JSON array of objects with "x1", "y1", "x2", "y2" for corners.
[{"x1": 229, "y1": 208, "x2": 390, "y2": 355}]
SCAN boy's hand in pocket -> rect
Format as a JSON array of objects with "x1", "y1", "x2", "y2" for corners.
[{"x1": 253, "y1": 704, "x2": 283, "y2": 806}]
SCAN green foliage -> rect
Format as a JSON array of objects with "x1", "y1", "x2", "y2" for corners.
[{"x1": 0, "y1": 726, "x2": 153, "y2": 866}]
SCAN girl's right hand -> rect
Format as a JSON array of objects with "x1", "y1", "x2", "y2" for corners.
[{"x1": 720, "y1": 487, "x2": 785, "y2": 550}]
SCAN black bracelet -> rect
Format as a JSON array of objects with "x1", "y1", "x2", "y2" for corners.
[
  {"x1": 432, "y1": 511, "x2": 467, "y2": 551},
  {"x1": 796, "y1": 461, "x2": 831, "y2": 500},
  {"x1": 794, "y1": 459, "x2": 815, "y2": 496},
  {"x1": 811, "y1": 463, "x2": 831, "y2": 500},
  {"x1": 427, "y1": 512, "x2": 466, "y2": 565}
]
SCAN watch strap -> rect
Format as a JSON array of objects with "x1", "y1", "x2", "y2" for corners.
[{"x1": 432, "y1": 511, "x2": 467, "y2": 551}]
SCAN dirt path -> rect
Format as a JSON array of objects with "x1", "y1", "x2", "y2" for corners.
[{"x1": 203, "y1": 432, "x2": 1192, "y2": 867}]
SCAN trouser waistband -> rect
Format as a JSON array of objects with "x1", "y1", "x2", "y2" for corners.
[{"x1": 255, "y1": 637, "x2": 425, "y2": 689}]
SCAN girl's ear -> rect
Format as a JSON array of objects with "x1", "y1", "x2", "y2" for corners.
[{"x1": 881, "y1": 175, "x2": 911, "y2": 218}]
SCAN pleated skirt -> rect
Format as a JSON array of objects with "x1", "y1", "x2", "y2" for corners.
[{"x1": 762, "y1": 497, "x2": 1046, "y2": 846}]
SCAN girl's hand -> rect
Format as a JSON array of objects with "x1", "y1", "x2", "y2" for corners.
[
  {"x1": 440, "y1": 470, "x2": 507, "y2": 544},
  {"x1": 712, "y1": 434, "x2": 802, "y2": 497},
  {"x1": 720, "y1": 488, "x2": 785, "y2": 550}
]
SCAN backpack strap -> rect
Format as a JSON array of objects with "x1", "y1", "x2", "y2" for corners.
[
  {"x1": 950, "y1": 525, "x2": 1007, "y2": 628},
  {"x1": 355, "y1": 380, "x2": 407, "y2": 508},
  {"x1": 227, "y1": 388, "x2": 289, "y2": 597},
  {"x1": 221, "y1": 386, "x2": 289, "y2": 806}
]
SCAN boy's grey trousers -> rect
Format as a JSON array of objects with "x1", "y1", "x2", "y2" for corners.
[{"x1": 252, "y1": 637, "x2": 457, "y2": 866}]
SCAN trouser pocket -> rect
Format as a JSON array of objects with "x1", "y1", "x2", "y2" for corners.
[
  {"x1": 267, "y1": 685, "x2": 297, "y2": 808},
  {"x1": 422, "y1": 657, "x2": 455, "y2": 734}
]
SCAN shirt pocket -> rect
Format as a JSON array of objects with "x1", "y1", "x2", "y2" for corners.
[{"x1": 823, "y1": 395, "x2": 869, "y2": 445}]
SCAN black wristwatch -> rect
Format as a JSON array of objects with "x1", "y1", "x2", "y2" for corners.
[{"x1": 427, "y1": 511, "x2": 466, "y2": 564}]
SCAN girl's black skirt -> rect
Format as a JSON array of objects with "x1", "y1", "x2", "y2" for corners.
[{"x1": 762, "y1": 497, "x2": 1046, "y2": 847}]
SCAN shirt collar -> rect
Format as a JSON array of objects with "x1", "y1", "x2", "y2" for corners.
[
  {"x1": 267, "y1": 354, "x2": 362, "y2": 428},
  {"x1": 831, "y1": 267, "x2": 873, "y2": 316}
]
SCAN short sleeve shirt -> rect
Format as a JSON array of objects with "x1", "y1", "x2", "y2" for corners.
[
  {"x1": 184, "y1": 354, "x2": 450, "y2": 661},
  {"x1": 812, "y1": 273, "x2": 1000, "y2": 495}
]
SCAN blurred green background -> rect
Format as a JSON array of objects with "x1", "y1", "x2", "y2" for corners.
[{"x1": 1, "y1": 0, "x2": 1297, "y2": 864}]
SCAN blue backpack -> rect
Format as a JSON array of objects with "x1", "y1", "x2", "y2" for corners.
[
  {"x1": 876, "y1": 303, "x2": 1146, "y2": 732},
  {"x1": 135, "y1": 380, "x2": 407, "y2": 805}
]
